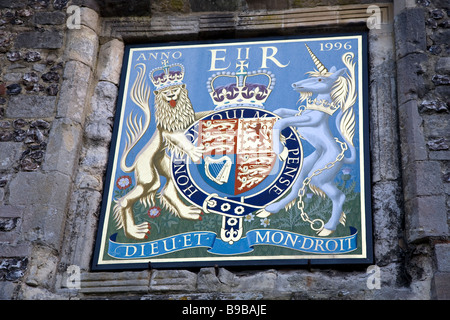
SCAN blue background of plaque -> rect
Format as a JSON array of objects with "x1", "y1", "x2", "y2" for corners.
[{"x1": 116, "y1": 37, "x2": 362, "y2": 194}]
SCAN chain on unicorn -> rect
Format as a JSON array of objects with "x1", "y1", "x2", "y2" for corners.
[{"x1": 257, "y1": 44, "x2": 357, "y2": 237}]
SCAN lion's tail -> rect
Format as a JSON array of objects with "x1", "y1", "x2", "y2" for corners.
[{"x1": 120, "y1": 63, "x2": 152, "y2": 173}]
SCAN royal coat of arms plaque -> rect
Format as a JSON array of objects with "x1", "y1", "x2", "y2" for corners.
[{"x1": 92, "y1": 34, "x2": 373, "y2": 270}]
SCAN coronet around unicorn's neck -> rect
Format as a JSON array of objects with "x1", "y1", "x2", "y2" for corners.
[{"x1": 302, "y1": 94, "x2": 339, "y2": 115}]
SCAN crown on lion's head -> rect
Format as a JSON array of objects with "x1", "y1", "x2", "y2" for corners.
[
  {"x1": 207, "y1": 62, "x2": 275, "y2": 110},
  {"x1": 150, "y1": 60, "x2": 185, "y2": 90}
]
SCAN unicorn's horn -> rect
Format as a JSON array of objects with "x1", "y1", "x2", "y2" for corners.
[{"x1": 305, "y1": 44, "x2": 328, "y2": 74}]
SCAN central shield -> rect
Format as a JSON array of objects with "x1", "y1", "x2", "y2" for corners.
[{"x1": 197, "y1": 117, "x2": 277, "y2": 196}]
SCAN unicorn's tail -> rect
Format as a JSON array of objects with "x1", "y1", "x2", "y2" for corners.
[
  {"x1": 342, "y1": 138, "x2": 356, "y2": 164},
  {"x1": 336, "y1": 51, "x2": 357, "y2": 165},
  {"x1": 335, "y1": 109, "x2": 356, "y2": 164}
]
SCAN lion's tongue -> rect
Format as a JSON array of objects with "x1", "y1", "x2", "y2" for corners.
[{"x1": 169, "y1": 100, "x2": 176, "y2": 107}]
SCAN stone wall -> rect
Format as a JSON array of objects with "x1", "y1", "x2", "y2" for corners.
[
  {"x1": 0, "y1": 0, "x2": 448, "y2": 300},
  {"x1": 396, "y1": 0, "x2": 450, "y2": 299},
  {"x1": 0, "y1": 0, "x2": 70, "y2": 297}
]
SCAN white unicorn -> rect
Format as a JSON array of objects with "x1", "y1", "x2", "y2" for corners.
[{"x1": 257, "y1": 44, "x2": 357, "y2": 237}]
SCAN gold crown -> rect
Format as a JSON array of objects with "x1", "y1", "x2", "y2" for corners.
[
  {"x1": 207, "y1": 61, "x2": 275, "y2": 110},
  {"x1": 149, "y1": 60, "x2": 184, "y2": 90}
]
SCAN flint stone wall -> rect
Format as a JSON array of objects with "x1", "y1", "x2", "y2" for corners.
[{"x1": 0, "y1": 0, "x2": 448, "y2": 300}]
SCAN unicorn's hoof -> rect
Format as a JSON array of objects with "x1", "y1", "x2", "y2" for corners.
[
  {"x1": 317, "y1": 228, "x2": 334, "y2": 237},
  {"x1": 278, "y1": 147, "x2": 289, "y2": 162},
  {"x1": 256, "y1": 209, "x2": 271, "y2": 218}
]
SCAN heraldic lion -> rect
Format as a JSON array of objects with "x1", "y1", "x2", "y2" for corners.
[{"x1": 113, "y1": 63, "x2": 209, "y2": 240}]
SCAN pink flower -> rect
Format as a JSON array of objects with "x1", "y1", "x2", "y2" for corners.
[
  {"x1": 116, "y1": 175, "x2": 132, "y2": 189},
  {"x1": 148, "y1": 206, "x2": 161, "y2": 218}
]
